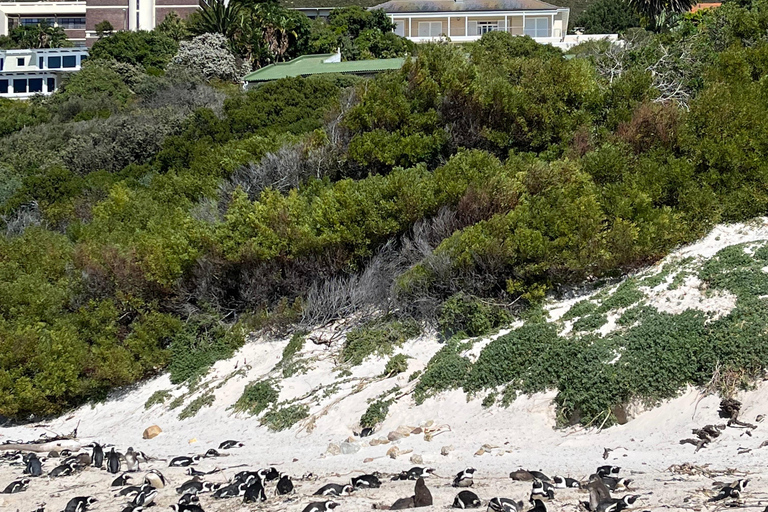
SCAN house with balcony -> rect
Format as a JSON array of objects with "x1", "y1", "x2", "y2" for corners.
[
  {"x1": 0, "y1": 47, "x2": 87, "y2": 98},
  {"x1": 371, "y1": 0, "x2": 570, "y2": 43}
]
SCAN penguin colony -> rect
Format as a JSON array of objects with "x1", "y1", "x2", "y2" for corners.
[{"x1": 0, "y1": 441, "x2": 757, "y2": 512}]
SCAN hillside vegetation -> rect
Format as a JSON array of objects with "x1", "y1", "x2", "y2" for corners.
[{"x1": 1, "y1": 0, "x2": 768, "y2": 421}]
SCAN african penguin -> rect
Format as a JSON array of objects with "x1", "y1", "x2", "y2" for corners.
[
  {"x1": 63, "y1": 496, "x2": 97, "y2": 512},
  {"x1": 178, "y1": 493, "x2": 200, "y2": 505},
  {"x1": 204, "y1": 449, "x2": 220, "y2": 458},
  {"x1": 175, "y1": 480, "x2": 217, "y2": 495},
  {"x1": 552, "y1": 476, "x2": 580, "y2": 488},
  {"x1": 601, "y1": 477, "x2": 631, "y2": 492},
  {"x1": 259, "y1": 466, "x2": 281, "y2": 481},
  {"x1": 144, "y1": 469, "x2": 167, "y2": 489},
  {"x1": 91, "y1": 443, "x2": 104, "y2": 469},
  {"x1": 453, "y1": 490, "x2": 482, "y2": 508},
  {"x1": 301, "y1": 501, "x2": 340, "y2": 512},
  {"x1": 359, "y1": 427, "x2": 374, "y2": 437},
  {"x1": 453, "y1": 468, "x2": 476, "y2": 487},
  {"x1": 276, "y1": 474, "x2": 294, "y2": 495},
  {"x1": 169, "y1": 505, "x2": 205, "y2": 512},
  {"x1": 586, "y1": 474, "x2": 612, "y2": 511},
  {"x1": 121, "y1": 506, "x2": 142, "y2": 512},
  {"x1": 392, "y1": 466, "x2": 435, "y2": 481},
  {"x1": 112, "y1": 474, "x2": 132, "y2": 487},
  {"x1": 130, "y1": 489, "x2": 159, "y2": 507},
  {"x1": 49, "y1": 461, "x2": 78, "y2": 478},
  {"x1": 107, "y1": 448, "x2": 121, "y2": 474},
  {"x1": 488, "y1": 497, "x2": 524, "y2": 512},
  {"x1": 212, "y1": 482, "x2": 247, "y2": 499},
  {"x1": 709, "y1": 479, "x2": 749, "y2": 502},
  {"x1": 509, "y1": 470, "x2": 535, "y2": 481},
  {"x1": 314, "y1": 483, "x2": 353, "y2": 496},
  {"x1": 528, "y1": 471, "x2": 551, "y2": 482},
  {"x1": 414, "y1": 477, "x2": 433, "y2": 507},
  {"x1": 24, "y1": 454, "x2": 42, "y2": 477},
  {"x1": 115, "y1": 483, "x2": 152, "y2": 498},
  {"x1": 530, "y1": 479, "x2": 555, "y2": 500},
  {"x1": 218, "y1": 440, "x2": 243, "y2": 450},
  {"x1": 244, "y1": 479, "x2": 267, "y2": 503},
  {"x1": 351, "y1": 473, "x2": 382, "y2": 489},
  {"x1": 125, "y1": 447, "x2": 140, "y2": 472},
  {"x1": 2, "y1": 477, "x2": 30, "y2": 493},
  {"x1": 169, "y1": 455, "x2": 201, "y2": 467},
  {"x1": 596, "y1": 466, "x2": 621, "y2": 478},
  {"x1": 595, "y1": 496, "x2": 639, "y2": 512},
  {"x1": 527, "y1": 499, "x2": 547, "y2": 512}
]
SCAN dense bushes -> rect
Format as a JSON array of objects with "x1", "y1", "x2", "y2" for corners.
[{"x1": 2, "y1": 1, "x2": 768, "y2": 420}]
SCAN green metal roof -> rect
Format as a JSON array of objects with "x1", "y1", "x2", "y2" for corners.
[{"x1": 243, "y1": 54, "x2": 406, "y2": 82}]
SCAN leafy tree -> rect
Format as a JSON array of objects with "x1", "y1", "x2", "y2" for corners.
[
  {"x1": 628, "y1": 0, "x2": 697, "y2": 27},
  {"x1": 0, "y1": 22, "x2": 68, "y2": 49},
  {"x1": 156, "y1": 12, "x2": 192, "y2": 42},
  {"x1": 90, "y1": 30, "x2": 179, "y2": 69},
  {"x1": 170, "y1": 33, "x2": 242, "y2": 81},
  {"x1": 574, "y1": 0, "x2": 642, "y2": 33},
  {"x1": 95, "y1": 20, "x2": 115, "y2": 38},
  {"x1": 189, "y1": 0, "x2": 242, "y2": 39}
]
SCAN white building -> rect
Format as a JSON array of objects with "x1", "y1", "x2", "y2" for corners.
[
  {"x1": 371, "y1": 0, "x2": 617, "y2": 50},
  {"x1": 0, "y1": 47, "x2": 87, "y2": 98},
  {"x1": 0, "y1": 2, "x2": 87, "y2": 46}
]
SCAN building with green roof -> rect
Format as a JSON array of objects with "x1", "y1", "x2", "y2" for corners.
[{"x1": 243, "y1": 51, "x2": 406, "y2": 86}]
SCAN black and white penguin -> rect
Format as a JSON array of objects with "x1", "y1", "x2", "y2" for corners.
[
  {"x1": 115, "y1": 483, "x2": 152, "y2": 498},
  {"x1": 453, "y1": 490, "x2": 482, "y2": 508},
  {"x1": 530, "y1": 479, "x2": 555, "y2": 500},
  {"x1": 351, "y1": 473, "x2": 381, "y2": 489},
  {"x1": 144, "y1": 469, "x2": 168, "y2": 489},
  {"x1": 601, "y1": 477, "x2": 631, "y2": 492},
  {"x1": 178, "y1": 493, "x2": 200, "y2": 505},
  {"x1": 301, "y1": 501, "x2": 340, "y2": 512},
  {"x1": 453, "y1": 468, "x2": 476, "y2": 488},
  {"x1": 359, "y1": 427, "x2": 374, "y2": 437},
  {"x1": 169, "y1": 456, "x2": 201, "y2": 467},
  {"x1": 2, "y1": 477, "x2": 30, "y2": 493},
  {"x1": 125, "y1": 447, "x2": 139, "y2": 472},
  {"x1": 596, "y1": 466, "x2": 621, "y2": 478},
  {"x1": 24, "y1": 454, "x2": 42, "y2": 477},
  {"x1": 31, "y1": 504, "x2": 46, "y2": 512},
  {"x1": 107, "y1": 448, "x2": 121, "y2": 474},
  {"x1": 510, "y1": 470, "x2": 535, "y2": 481},
  {"x1": 243, "y1": 480, "x2": 267, "y2": 503},
  {"x1": 91, "y1": 443, "x2": 104, "y2": 469},
  {"x1": 488, "y1": 497, "x2": 523, "y2": 512},
  {"x1": 63, "y1": 496, "x2": 97, "y2": 512},
  {"x1": 175, "y1": 480, "x2": 217, "y2": 495},
  {"x1": 595, "y1": 495, "x2": 639, "y2": 512},
  {"x1": 112, "y1": 474, "x2": 132, "y2": 487},
  {"x1": 121, "y1": 506, "x2": 142, "y2": 512},
  {"x1": 213, "y1": 482, "x2": 247, "y2": 499},
  {"x1": 552, "y1": 476, "x2": 580, "y2": 489},
  {"x1": 49, "y1": 461, "x2": 78, "y2": 478},
  {"x1": 204, "y1": 449, "x2": 220, "y2": 458},
  {"x1": 528, "y1": 471, "x2": 551, "y2": 482},
  {"x1": 232, "y1": 471, "x2": 260, "y2": 486},
  {"x1": 314, "y1": 483, "x2": 353, "y2": 496},
  {"x1": 709, "y1": 479, "x2": 749, "y2": 502},
  {"x1": 218, "y1": 440, "x2": 243, "y2": 450},
  {"x1": 131, "y1": 489, "x2": 159, "y2": 508},
  {"x1": 586, "y1": 474, "x2": 612, "y2": 511},
  {"x1": 392, "y1": 467, "x2": 435, "y2": 481},
  {"x1": 259, "y1": 467, "x2": 281, "y2": 482},
  {"x1": 276, "y1": 474, "x2": 294, "y2": 495},
  {"x1": 527, "y1": 499, "x2": 547, "y2": 512},
  {"x1": 169, "y1": 505, "x2": 205, "y2": 512}
]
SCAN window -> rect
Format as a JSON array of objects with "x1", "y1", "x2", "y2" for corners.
[
  {"x1": 13, "y1": 79, "x2": 28, "y2": 93},
  {"x1": 62, "y1": 55, "x2": 77, "y2": 68},
  {"x1": 29, "y1": 78, "x2": 43, "y2": 93},
  {"x1": 417, "y1": 21, "x2": 443, "y2": 37},
  {"x1": 47, "y1": 77, "x2": 56, "y2": 92},
  {"x1": 524, "y1": 17, "x2": 549, "y2": 38},
  {"x1": 0, "y1": 80, "x2": 7, "y2": 94},
  {"x1": 394, "y1": 20, "x2": 405, "y2": 37},
  {"x1": 80, "y1": 55, "x2": 87, "y2": 64},
  {"x1": 58, "y1": 18, "x2": 85, "y2": 29},
  {"x1": 0, "y1": 58, "x2": 3, "y2": 71},
  {"x1": 39, "y1": 57, "x2": 44, "y2": 68},
  {"x1": 48, "y1": 56, "x2": 61, "y2": 68},
  {"x1": 476, "y1": 21, "x2": 502, "y2": 35},
  {"x1": 17, "y1": 58, "x2": 25, "y2": 66},
  {"x1": 20, "y1": 18, "x2": 55, "y2": 27}
]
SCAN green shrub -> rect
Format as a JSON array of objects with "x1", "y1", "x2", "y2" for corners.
[
  {"x1": 233, "y1": 380, "x2": 280, "y2": 416},
  {"x1": 168, "y1": 315, "x2": 244, "y2": 384},
  {"x1": 144, "y1": 389, "x2": 172, "y2": 409},
  {"x1": 562, "y1": 299, "x2": 598, "y2": 320},
  {"x1": 360, "y1": 398, "x2": 393, "y2": 428},
  {"x1": 438, "y1": 292, "x2": 511, "y2": 338},
  {"x1": 383, "y1": 354, "x2": 409, "y2": 377},
  {"x1": 341, "y1": 318, "x2": 421, "y2": 365},
  {"x1": 178, "y1": 391, "x2": 215, "y2": 420},
  {"x1": 414, "y1": 341, "x2": 472, "y2": 404},
  {"x1": 571, "y1": 313, "x2": 608, "y2": 332},
  {"x1": 262, "y1": 403, "x2": 309, "y2": 431}
]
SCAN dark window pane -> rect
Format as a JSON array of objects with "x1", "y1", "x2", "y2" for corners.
[
  {"x1": 47, "y1": 78, "x2": 55, "y2": 92},
  {"x1": 13, "y1": 79, "x2": 27, "y2": 93},
  {"x1": 29, "y1": 78, "x2": 43, "y2": 93},
  {"x1": 0, "y1": 80, "x2": 7, "y2": 94},
  {"x1": 48, "y1": 56, "x2": 61, "y2": 68},
  {"x1": 62, "y1": 56, "x2": 76, "y2": 68},
  {"x1": 17, "y1": 58, "x2": 24, "y2": 66},
  {"x1": 39, "y1": 57, "x2": 44, "y2": 68}
]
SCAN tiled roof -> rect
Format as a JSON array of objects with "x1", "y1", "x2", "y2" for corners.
[
  {"x1": 370, "y1": 0, "x2": 563, "y2": 13},
  {"x1": 243, "y1": 54, "x2": 405, "y2": 82}
]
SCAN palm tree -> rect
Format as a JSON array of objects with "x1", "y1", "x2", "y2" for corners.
[
  {"x1": 627, "y1": 0, "x2": 696, "y2": 28},
  {"x1": 196, "y1": 0, "x2": 242, "y2": 39}
]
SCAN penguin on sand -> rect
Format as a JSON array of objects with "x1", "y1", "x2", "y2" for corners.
[
  {"x1": 453, "y1": 468, "x2": 476, "y2": 487},
  {"x1": 63, "y1": 496, "x2": 97, "y2": 512},
  {"x1": 586, "y1": 474, "x2": 612, "y2": 511},
  {"x1": 24, "y1": 454, "x2": 43, "y2": 477},
  {"x1": 124, "y1": 447, "x2": 140, "y2": 472},
  {"x1": 453, "y1": 490, "x2": 482, "y2": 508},
  {"x1": 390, "y1": 477, "x2": 433, "y2": 509},
  {"x1": 488, "y1": 497, "x2": 524, "y2": 512},
  {"x1": 2, "y1": 478, "x2": 30, "y2": 493},
  {"x1": 90, "y1": 443, "x2": 103, "y2": 469},
  {"x1": 275, "y1": 474, "x2": 294, "y2": 495},
  {"x1": 107, "y1": 448, "x2": 121, "y2": 474},
  {"x1": 301, "y1": 501, "x2": 340, "y2": 512}
]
